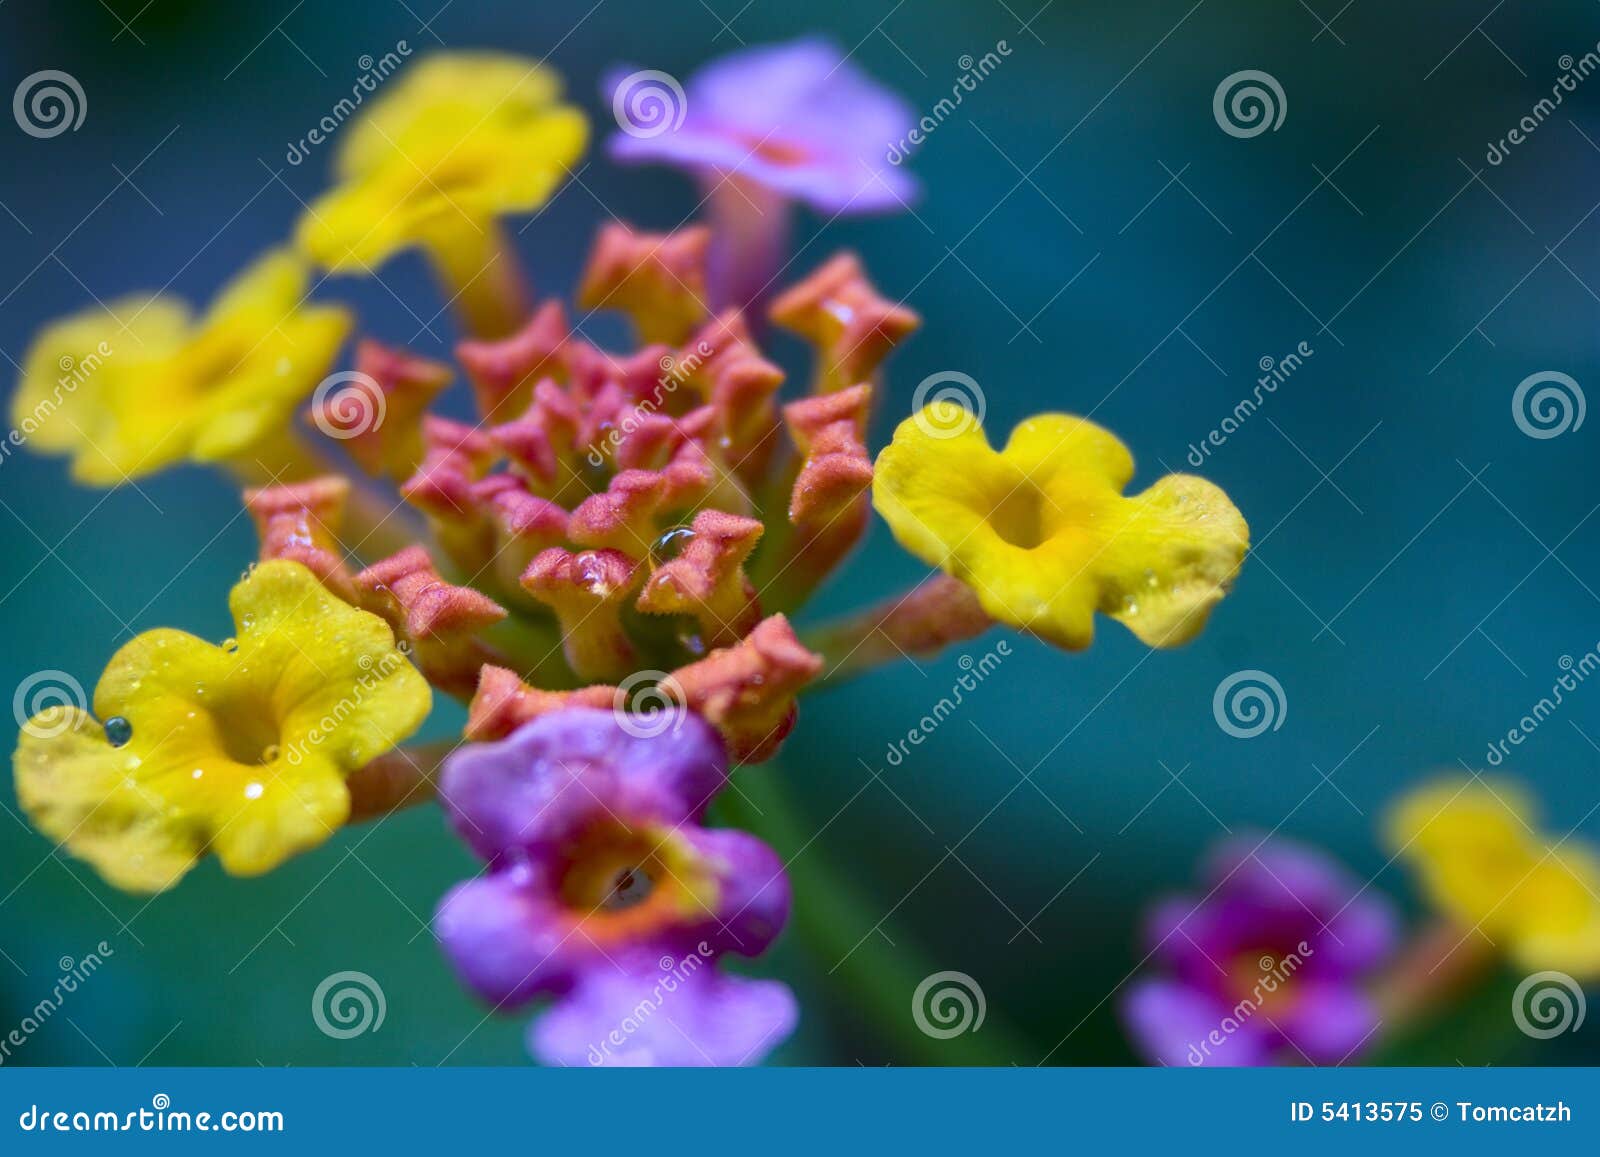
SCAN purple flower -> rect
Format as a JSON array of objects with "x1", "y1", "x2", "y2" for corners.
[
  {"x1": 434, "y1": 708, "x2": 796, "y2": 1067},
  {"x1": 1121, "y1": 836, "x2": 1397, "y2": 1068},
  {"x1": 607, "y1": 39, "x2": 918, "y2": 310}
]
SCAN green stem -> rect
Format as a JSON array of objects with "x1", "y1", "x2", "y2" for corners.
[{"x1": 723, "y1": 765, "x2": 1034, "y2": 1065}]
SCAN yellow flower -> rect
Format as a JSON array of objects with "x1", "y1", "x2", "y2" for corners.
[
  {"x1": 1387, "y1": 778, "x2": 1600, "y2": 978},
  {"x1": 295, "y1": 52, "x2": 587, "y2": 273},
  {"x1": 13, "y1": 561, "x2": 430, "y2": 892},
  {"x1": 12, "y1": 250, "x2": 350, "y2": 485},
  {"x1": 871, "y1": 403, "x2": 1249, "y2": 649}
]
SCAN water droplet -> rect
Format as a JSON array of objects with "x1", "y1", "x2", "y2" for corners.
[
  {"x1": 260, "y1": 744, "x2": 280, "y2": 763},
  {"x1": 1122, "y1": 596, "x2": 1140, "y2": 615},
  {"x1": 221, "y1": 637, "x2": 239, "y2": 654},
  {"x1": 651, "y1": 525, "x2": 696, "y2": 565},
  {"x1": 244, "y1": 782, "x2": 264, "y2": 799},
  {"x1": 1144, "y1": 569, "x2": 1159, "y2": 589},
  {"x1": 240, "y1": 614, "x2": 255, "y2": 630},
  {"x1": 104, "y1": 716, "x2": 133, "y2": 747}
]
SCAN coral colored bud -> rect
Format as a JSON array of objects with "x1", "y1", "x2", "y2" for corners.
[
  {"x1": 355, "y1": 546, "x2": 508, "y2": 699},
  {"x1": 463, "y1": 665, "x2": 616, "y2": 741},
  {"x1": 457, "y1": 300, "x2": 570, "y2": 421},
  {"x1": 637, "y1": 509, "x2": 764, "y2": 648},
  {"x1": 243, "y1": 476, "x2": 358, "y2": 600},
  {"x1": 671, "y1": 614, "x2": 822, "y2": 763},
  {"x1": 770, "y1": 252, "x2": 919, "y2": 393},
  {"x1": 578, "y1": 222, "x2": 712, "y2": 345},
  {"x1": 520, "y1": 547, "x2": 643, "y2": 682},
  {"x1": 318, "y1": 340, "x2": 452, "y2": 478}
]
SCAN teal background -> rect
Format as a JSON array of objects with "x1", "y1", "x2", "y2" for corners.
[{"x1": 1, "y1": 0, "x2": 1599, "y2": 1065}]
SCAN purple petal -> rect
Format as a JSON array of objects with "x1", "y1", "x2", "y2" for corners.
[
  {"x1": 434, "y1": 871, "x2": 582, "y2": 1007},
  {"x1": 1122, "y1": 979, "x2": 1273, "y2": 1068},
  {"x1": 1277, "y1": 981, "x2": 1384, "y2": 1064},
  {"x1": 1313, "y1": 889, "x2": 1399, "y2": 977},
  {"x1": 439, "y1": 708, "x2": 728, "y2": 862},
  {"x1": 531, "y1": 962, "x2": 797, "y2": 1067},
  {"x1": 607, "y1": 38, "x2": 919, "y2": 213},
  {"x1": 1206, "y1": 835, "x2": 1353, "y2": 913},
  {"x1": 682, "y1": 827, "x2": 791, "y2": 958}
]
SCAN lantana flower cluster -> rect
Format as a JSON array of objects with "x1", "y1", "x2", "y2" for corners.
[{"x1": 8, "y1": 43, "x2": 1261, "y2": 1066}]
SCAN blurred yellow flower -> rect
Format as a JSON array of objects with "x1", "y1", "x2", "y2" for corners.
[
  {"x1": 871, "y1": 404, "x2": 1248, "y2": 649},
  {"x1": 13, "y1": 561, "x2": 430, "y2": 892},
  {"x1": 295, "y1": 52, "x2": 588, "y2": 336},
  {"x1": 1387, "y1": 778, "x2": 1600, "y2": 979},
  {"x1": 12, "y1": 250, "x2": 349, "y2": 486}
]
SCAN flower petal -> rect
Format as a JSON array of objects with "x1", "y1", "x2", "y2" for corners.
[
  {"x1": 439, "y1": 707, "x2": 728, "y2": 863},
  {"x1": 1121, "y1": 978, "x2": 1271, "y2": 1067},
  {"x1": 13, "y1": 709, "x2": 204, "y2": 893},
  {"x1": 873, "y1": 406, "x2": 1247, "y2": 650},
  {"x1": 531, "y1": 962, "x2": 797, "y2": 1067},
  {"x1": 435, "y1": 871, "x2": 575, "y2": 1007}
]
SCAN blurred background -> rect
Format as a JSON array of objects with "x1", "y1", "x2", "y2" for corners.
[{"x1": 2, "y1": 0, "x2": 1598, "y2": 1065}]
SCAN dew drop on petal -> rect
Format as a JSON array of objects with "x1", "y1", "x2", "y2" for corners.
[
  {"x1": 650, "y1": 525, "x2": 696, "y2": 565},
  {"x1": 104, "y1": 716, "x2": 133, "y2": 747}
]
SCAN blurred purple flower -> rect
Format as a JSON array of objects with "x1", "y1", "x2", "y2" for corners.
[
  {"x1": 1121, "y1": 836, "x2": 1397, "y2": 1067},
  {"x1": 607, "y1": 39, "x2": 918, "y2": 310},
  {"x1": 434, "y1": 708, "x2": 795, "y2": 1067}
]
